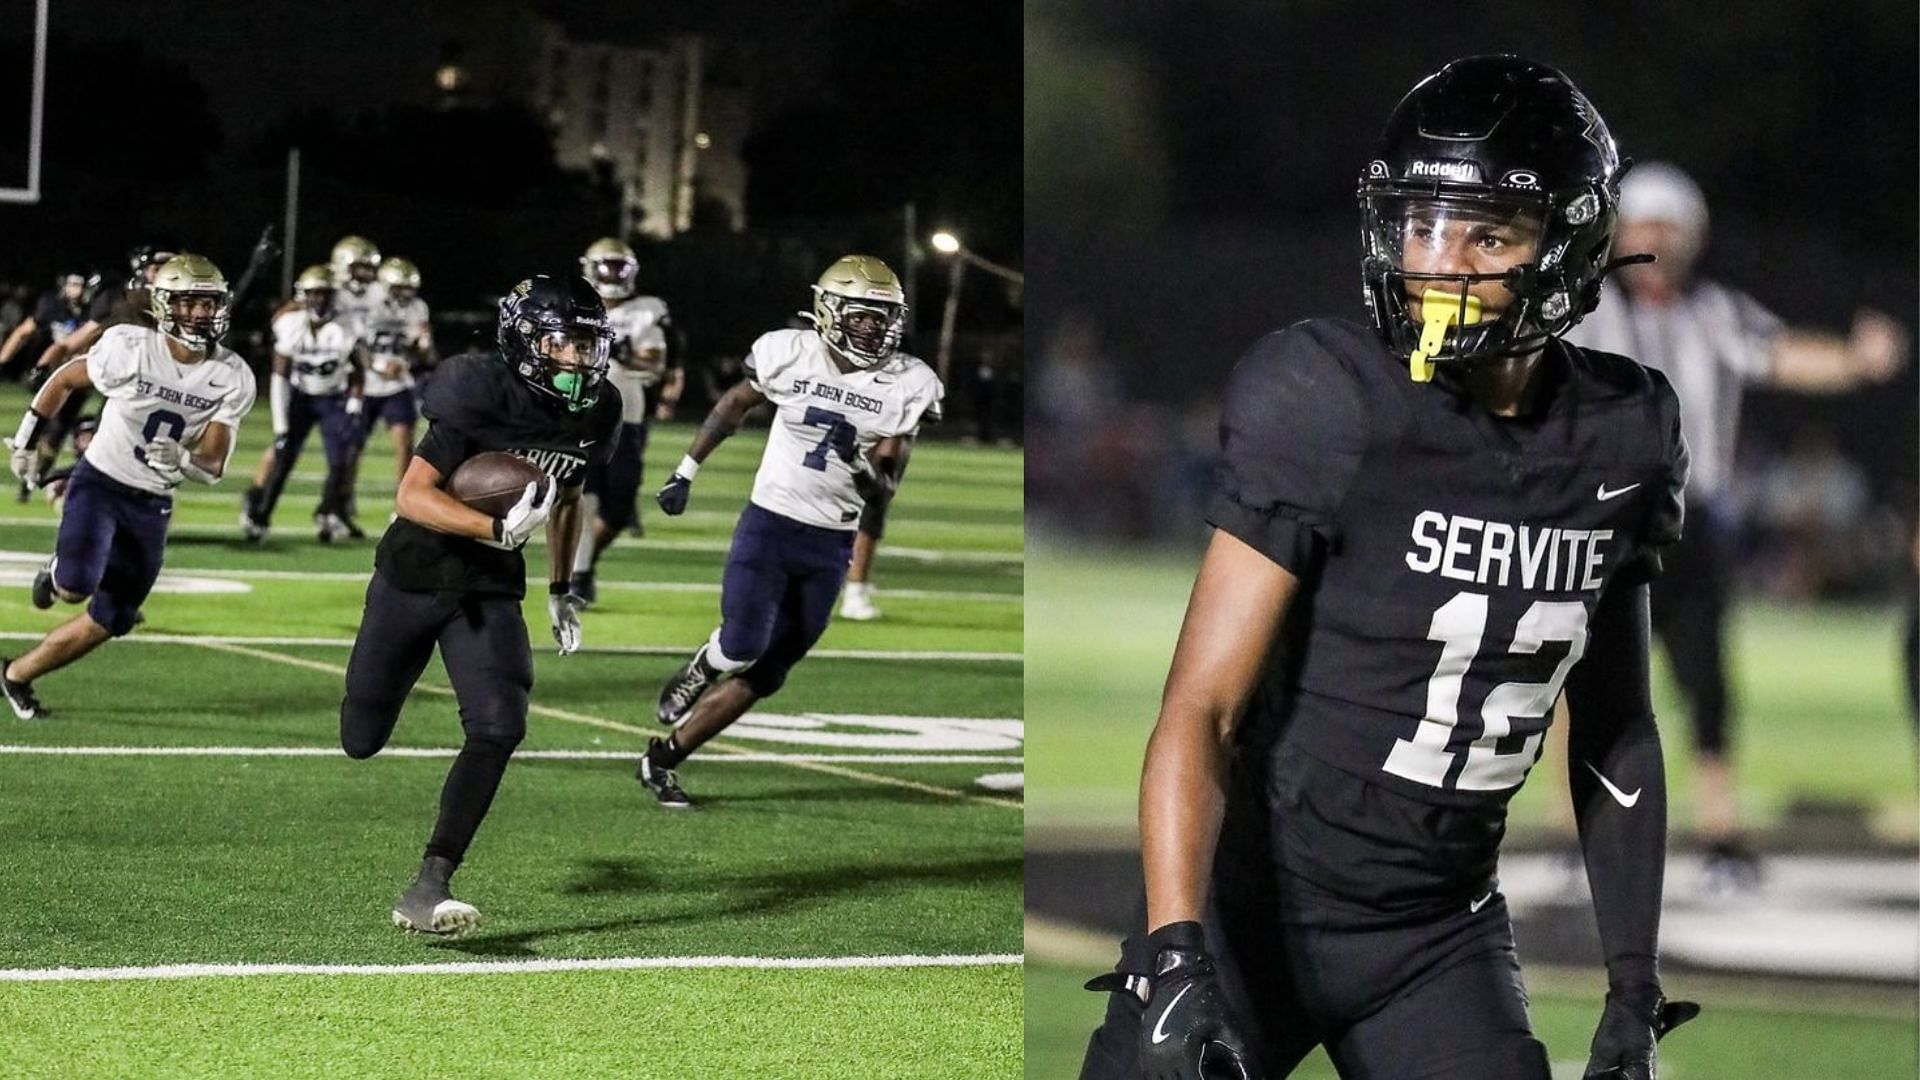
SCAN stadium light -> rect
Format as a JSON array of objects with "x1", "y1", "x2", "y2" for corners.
[{"x1": 928, "y1": 230, "x2": 1021, "y2": 383}]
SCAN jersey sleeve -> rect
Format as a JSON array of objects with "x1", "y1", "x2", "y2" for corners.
[
  {"x1": 903, "y1": 369, "x2": 945, "y2": 434},
  {"x1": 83, "y1": 327, "x2": 144, "y2": 398},
  {"x1": 414, "y1": 420, "x2": 476, "y2": 478},
  {"x1": 419, "y1": 355, "x2": 493, "y2": 432},
  {"x1": 1204, "y1": 326, "x2": 1371, "y2": 577},
  {"x1": 1614, "y1": 372, "x2": 1689, "y2": 586},
  {"x1": 271, "y1": 311, "x2": 302, "y2": 355},
  {"x1": 31, "y1": 293, "x2": 60, "y2": 324},
  {"x1": 211, "y1": 362, "x2": 258, "y2": 429},
  {"x1": 744, "y1": 331, "x2": 801, "y2": 394},
  {"x1": 1722, "y1": 286, "x2": 1784, "y2": 380}
]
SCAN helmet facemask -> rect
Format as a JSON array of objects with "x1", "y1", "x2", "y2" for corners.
[
  {"x1": 154, "y1": 288, "x2": 231, "y2": 351},
  {"x1": 813, "y1": 291, "x2": 905, "y2": 369},
  {"x1": 1361, "y1": 186, "x2": 1615, "y2": 381},
  {"x1": 529, "y1": 325, "x2": 612, "y2": 411},
  {"x1": 585, "y1": 256, "x2": 637, "y2": 300}
]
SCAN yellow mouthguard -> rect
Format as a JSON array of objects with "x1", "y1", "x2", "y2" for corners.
[{"x1": 1409, "y1": 289, "x2": 1483, "y2": 383}]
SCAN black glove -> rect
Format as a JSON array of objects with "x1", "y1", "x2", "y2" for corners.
[
  {"x1": 1104, "y1": 922, "x2": 1257, "y2": 1080},
  {"x1": 656, "y1": 473, "x2": 692, "y2": 516},
  {"x1": 1583, "y1": 982, "x2": 1700, "y2": 1080}
]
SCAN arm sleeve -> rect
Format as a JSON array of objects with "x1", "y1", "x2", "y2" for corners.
[
  {"x1": 1563, "y1": 580, "x2": 1666, "y2": 991},
  {"x1": 1203, "y1": 327, "x2": 1370, "y2": 578}
]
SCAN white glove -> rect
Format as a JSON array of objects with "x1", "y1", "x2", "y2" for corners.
[
  {"x1": 144, "y1": 436, "x2": 218, "y2": 485},
  {"x1": 480, "y1": 480, "x2": 556, "y2": 551},
  {"x1": 548, "y1": 589, "x2": 584, "y2": 655},
  {"x1": 345, "y1": 396, "x2": 364, "y2": 417},
  {"x1": 5, "y1": 438, "x2": 38, "y2": 486}
]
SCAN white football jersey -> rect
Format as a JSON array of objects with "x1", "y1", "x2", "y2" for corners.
[
  {"x1": 745, "y1": 329, "x2": 943, "y2": 530},
  {"x1": 606, "y1": 294, "x2": 671, "y2": 424},
  {"x1": 361, "y1": 295, "x2": 432, "y2": 398},
  {"x1": 334, "y1": 281, "x2": 383, "y2": 342},
  {"x1": 82, "y1": 324, "x2": 257, "y2": 495},
  {"x1": 273, "y1": 310, "x2": 358, "y2": 397}
]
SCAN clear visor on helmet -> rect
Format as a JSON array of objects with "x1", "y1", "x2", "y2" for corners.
[
  {"x1": 1369, "y1": 196, "x2": 1544, "y2": 281},
  {"x1": 588, "y1": 258, "x2": 638, "y2": 298},
  {"x1": 534, "y1": 325, "x2": 612, "y2": 371}
]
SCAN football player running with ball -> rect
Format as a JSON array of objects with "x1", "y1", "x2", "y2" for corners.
[
  {"x1": 1079, "y1": 58, "x2": 1698, "y2": 1080},
  {"x1": 339, "y1": 274, "x2": 621, "y2": 934},
  {"x1": 641, "y1": 255, "x2": 943, "y2": 808},
  {"x1": 0, "y1": 255, "x2": 256, "y2": 719}
]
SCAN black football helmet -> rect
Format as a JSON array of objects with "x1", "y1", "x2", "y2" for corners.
[
  {"x1": 1358, "y1": 56, "x2": 1627, "y2": 379},
  {"x1": 498, "y1": 274, "x2": 614, "y2": 411}
]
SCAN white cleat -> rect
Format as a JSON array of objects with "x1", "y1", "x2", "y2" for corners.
[
  {"x1": 391, "y1": 897, "x2": 481, "y2": 936},
  {"x1": 838, "y1": 582, "x2": 881, "y2": 621}
]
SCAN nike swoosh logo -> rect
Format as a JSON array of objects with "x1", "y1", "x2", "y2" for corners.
[
  {"x1": 1584, "y1": 760, "x2": 1642, "y2": 808},
  {"x1": 1596, "y1": 482, "x2": 1641, "y2": 501},
  {"x1": 1150, "y1": 983, "x2": 1193, "y2": 1045},
  {"x1": 1469, "y1": 890, "x2": 1495, "y2": 913},
  {"x1": 578, "y1": 439, "x2": 596, "y2": 448}
]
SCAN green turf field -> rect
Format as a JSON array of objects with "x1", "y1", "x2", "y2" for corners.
[{"x1": 0, "y1": 391, "x2": 1022, "y2": 1079}]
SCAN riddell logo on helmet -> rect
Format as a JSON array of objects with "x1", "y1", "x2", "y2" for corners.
[{"x1": 1408, "y1": 160, "x2": 1481, "y2": 182}]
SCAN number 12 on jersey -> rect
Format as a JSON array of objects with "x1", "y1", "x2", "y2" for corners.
[{"x1": 1383, "y1": 591, "x2": 1590, "y2": 792}]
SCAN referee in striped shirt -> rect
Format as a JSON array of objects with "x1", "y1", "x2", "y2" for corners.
[{"x1": 1567, "y1": 161, "x2": 1907, "y2": 894}]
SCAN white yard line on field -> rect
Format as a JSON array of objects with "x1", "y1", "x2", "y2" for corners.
[
  {"x1": 0, "y1": 518, "x2": 1023, "y2": 563},
  {"x1": 0, "y1": 952, "x2": 1025, "y2": 983},
  {"x1": 0, "y1": 744, "x2": 1023, "y2": 764},
  {"x1": 185, "y1": 640, "x2": 1023, "y2": 810},
  {"x1": 0, "y1": 631, "x2": 1021, "y2": 662}
]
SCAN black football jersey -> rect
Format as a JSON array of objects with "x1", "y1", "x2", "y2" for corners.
[
  {"x1": 1210, "y1": 319, "x2": 1687, "y2": 813},
  {"x1": 375, "y1": 352, "x2": 622, "y2": 597}
]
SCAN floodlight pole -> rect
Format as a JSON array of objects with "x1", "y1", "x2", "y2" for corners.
[
  {"x1": 936, "y1": 256, "x2": 964, "y2": 386},
  {"x1": 280, "y1": 148, "x2": 301, "y2": 296}
]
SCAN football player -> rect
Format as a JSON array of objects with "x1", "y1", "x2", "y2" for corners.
[
  {"x1": 1564, "y1": 162, "x2": 1907, "y2": 895},
  {"x1": 244, "y1": 265, "x2": 366, "y2": 542},
  {"x1": 566, "y1": 238, "x2": 679, "y2": 606},
  {"x1": 329, "y1": 234, "x2": 385, "y2": 333},
  {"x1": 641, "y1": 255, "x2": 943, "y2": 807},
  {"x1": 2, "y1": 272, "x2": 96, "y2": 500},
  {"x1": 0, "y1": 255, "x2": 255, "y2": 719},
  {"x1": 354, "y1": 256, "x2": 435, "y2": 503},
  {"x1": 339, "y1": 273, "x2": 619, "y2": 934},
  {"x1": 1079, "y1": 57, "x2": 1698, "y2": 1080}
]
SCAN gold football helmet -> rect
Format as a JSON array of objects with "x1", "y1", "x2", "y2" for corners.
[
  {"x1": 295, "y1": 264, "x2": 336, "y2": 320},
  {"x1": 329, "y1": 235, "x2": 382, "y2": 294},
  {"x1": 811, "y1": 255, "x2": 906, "y2": 369},
  {"x1": 149, "y1": 254, "x2": 231, "y2": 350},
  {"x1": 377, "y1": 256, "x2": 422, "y2": 300},
  {"x1": 580, "y1": 238, "x2": 639, "y2": 301}
]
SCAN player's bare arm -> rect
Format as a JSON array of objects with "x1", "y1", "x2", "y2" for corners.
[
  {"x1": 546, "y1": 482, "x2": 586, "y2": 585},
  {"x1": 1142, "y1": 528, "x2": 1299, "y2": 930},
  {"x1": 0, "y1": 317, "x2": 38, "y2": 367},
  {"x1": 689, "y1": 378, "x2": 769, "y2": 463},
  {"x1": 393, "y1": 455, "x2": 498, "y2": 541},
  {"x1": 35, "y1": 320, "x2": 103, "y2": 372}
]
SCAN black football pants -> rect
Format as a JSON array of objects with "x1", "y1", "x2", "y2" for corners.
[{"x1": 340, "y1": 571, "x2": 533, "y2": 866}]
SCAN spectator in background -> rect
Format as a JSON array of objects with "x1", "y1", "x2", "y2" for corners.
[
  {"x1": 1565, "y1": 161, "x2": 1908, "y2": 894},
  {"x1": 0, "y1": 273, "x2": 91, "y2": 381}
]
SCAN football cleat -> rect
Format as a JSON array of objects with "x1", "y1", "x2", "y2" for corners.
[
  {"x1": 0, "y1": 659, "x2": 44, "y2": 720},
  {"x1": 569, "y1": 570, "x2": 597, "y2": 609},
  {"x1": 1701, "y1": 840, "x2": 1763, "y2": 899},
  {"x1": 390, "y1": 856, "x2": 480, "y2": 935},
  {"x1": 338, "y1": 514, "x2": 366, "y2": 541},
  {"x1": 314, "y1": 512, "x2": 346, "y2": 544},
  {"x1": 636, "y1": 739, "x2": 693, "y2": 809},
  {"x1": 838, "y1": 582, "x2": 881, "y2": 621},
  {"x1": 656, "y1": 645, "x2": 719, "y2": 726},
  {"x1": 31, "y1": 556, "x2": 56, "y2": 610}
]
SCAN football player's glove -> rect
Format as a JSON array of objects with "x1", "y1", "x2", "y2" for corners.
[
  {"x1": 548, "y1": 584, "x2": 584, "y2": 655},
  {"x1": 1583, "y1": 983, "x2": 1700, "y2": 1080},
  {"x1": 6, "y1": 437, "x2": 39, "y2": 487},
  {"x1": 144, "y1": 436, "x2": 218, "y2": 485},
  {"x1": 656, "y1": 473, "x2": 693, "y2": 516},
  {"x1": 482, "y1": 480, "x2": 555, "y2": 551},
  {"x1": 1087, "y1": 922, "x2": 1257, "y2": 1080}
]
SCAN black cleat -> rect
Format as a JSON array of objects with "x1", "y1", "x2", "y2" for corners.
[
  {"x1": 656, "y1": 645, "x2": 718, "y2": 726},
  {"x1": 636, "y1": 739, "x2": 693, "y2": 809},
  {"x1": 0, "y1": 659, "x2": 44, "y2": 720},
  {"x1": 569, "y1": 571, "x2": 597, "y2": 609},
  {"x1": 31, "y1": 556, "x2": 55, "y2": 610},
  {"x1": 340, "y1": 515, "x2": 366, "y2": 540},
  {"x1": 1702, "y1": 839, "x2": 1764, "y2": 899},
  {"x1": 390, "y1": 855, "x2": 481, "y2": 934}
]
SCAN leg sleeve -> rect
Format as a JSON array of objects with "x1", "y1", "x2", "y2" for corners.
[{"x1": 340, "y1": 573, "x2": 448, "y2": 759}]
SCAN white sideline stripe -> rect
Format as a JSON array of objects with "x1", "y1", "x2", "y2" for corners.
[
  {"x1": 192, "y1": 641, "x2": 1024, "y2": 811},
  {"x1": 0, "y1": 745, "x2": 1023, "y2": 765},
  {"x1": 0, "y1": 517, "x2": 1024, "y2": 564},
  {"x1": 143, "y1": 570, "x2": 1022, "y2": 604},
  {"x1": 0, "y1": 631, "x2": 1021, "y2": 662},
  {"x1": 0, "y1": 952, "x2": 1026, "y2": 983}
]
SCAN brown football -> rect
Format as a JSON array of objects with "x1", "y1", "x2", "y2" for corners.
[{"x1": 446, "y1": 452, "x2": 548, "y2": 517}]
